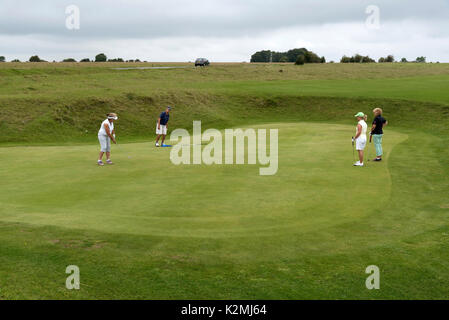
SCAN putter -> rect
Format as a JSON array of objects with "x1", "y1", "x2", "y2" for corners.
[
  {"x1": 352, "y1": 137, "x2": 355, "y2": 163},
  {"x1": 367, "y1": 133, "x2": 372, "y2": 162}
]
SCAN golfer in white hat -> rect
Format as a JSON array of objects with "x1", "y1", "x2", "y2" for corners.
[
  {"x1": 97, "y1": 113, "x2": 118, "y2": 166},
  {"x1": 353, "y1": 112, "x2": 368, "y2": 167}
]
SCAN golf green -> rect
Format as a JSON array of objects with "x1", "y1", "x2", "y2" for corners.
[{"x1": 0, "y1": 123, "x2": 405, "y2": 237}]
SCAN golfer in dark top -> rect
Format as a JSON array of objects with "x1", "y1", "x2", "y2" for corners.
[
  {"x1": 155, "y1": 106, "x2": 171, "y2": 147},
  {"x1": 370, "y1": 108, "x2": 388, "y2": 161}
]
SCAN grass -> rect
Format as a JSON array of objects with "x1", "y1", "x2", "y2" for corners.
[{"x1": 0, "y1": 62, "x2": 448, "y2": 299}]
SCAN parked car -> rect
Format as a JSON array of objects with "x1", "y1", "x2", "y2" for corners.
[{"x1": 195, "y1": 58, "x2": 210, "y2": 67}]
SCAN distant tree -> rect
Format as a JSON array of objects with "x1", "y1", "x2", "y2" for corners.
[
  {"x1": 304, "y1": 50, "x2": 321, "y2": 63},
  {"x1": 378, "y1": 55, "x2": 394, "y2": 63},
  {"x1": 108, "y1": 58, "x2": 124, "y2": 62},
  {"x1": 271, "y1": 51, "x2": 283, "y2": 62},
  {"x1": 341, "y1": 54, "x2": 374, "y2": 63},
  {"x1": 286, "y1": 48, "x2": 307, "y2": 62},
  {"x1": 295, "y1": 55, "x2": 305, "y2": 65},
  {"x1": 362, "y1": 56, "x2": 375, "y2": 63},
  {"x1": 135, "y1": 59, "x2": 141, "y2": 62},
  {"x1": 251, "y1": 48, "x2": 323, "y2": 64},
  {"x1": 250, "y1": 50, "x2": 272, "y2": 63},
  {"x1": 340, "y1": 55, "x2": 351, "y2": 63},
  {"x1": 62, "y1": 58, "x2": 77, "y2": 62},
  {"x1": 386, "y1": 55, "x2": 395, "y2": 62},
  {"x1": 11, "y1": 59, "x2": 20, "y2": 62},
  {"x1": 0, "y1": 56, "x2": 5, "y2": 62},
  {"x1": 416, "y1": 56, "x2": 426, "y2": 63},
  {"x1": 400, "y1": 58, "x2": 408, "y2": 63},
  {"x1": 320, "y1": 56, "x2": 326, "y2": 63},
  {"x1": 95, "y1": 53, "x2": 107, "y2": 62},
  {"x1": 29, "y1": 55, "x2": 42, "y2": 62},
  {"x1": 80, "y1": 58, "x2": 90, "y2": 62},
  {"x1": 353, "y1": 54, "x2": 363, "y2": 63}
]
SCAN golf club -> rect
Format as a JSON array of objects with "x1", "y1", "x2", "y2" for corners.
[
  {"x1": 352, "y1": 136, "x2": 355, "y2": 163},
  {"x1": 367, "y1": 133, "x2": 372, "y2": 162}
]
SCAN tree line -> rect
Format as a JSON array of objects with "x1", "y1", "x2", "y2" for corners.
[
  {"x1": 340, "y1": 54, "x2": 427, "y2": 63},
  {"x1": 250, "y1": 49, "x2": 430, "y2": 65},
  {"x1": 250, "y1": 48, "x2": 325, "y2": 64},
  {"x1": 0, "y1": 53, "x2": 431, "y2": 64},
  {"x1": 0, "y1": 53, "x2": 143, "y2": 63}
]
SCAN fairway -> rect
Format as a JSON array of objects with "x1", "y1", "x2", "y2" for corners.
[{"x1": 1, "y1": 63, "x2": 449, "y2": 299}]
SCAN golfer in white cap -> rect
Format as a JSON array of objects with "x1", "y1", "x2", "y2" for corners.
[
  {"x1": 353, "y1": 112, "x2": 368, "y2": 167},
  {"x1": 97, "y1": 113, "x2": 117, "y2": 166}
]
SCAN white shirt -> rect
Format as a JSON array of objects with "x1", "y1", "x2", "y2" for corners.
[
  {"x1": 356, "y1": 120, "x2": 367, "y2": 140},
  {"x1": 98, "y1": 119, "x2": 114, "y2": 136}
]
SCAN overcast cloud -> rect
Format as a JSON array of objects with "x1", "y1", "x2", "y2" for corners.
[{"x1": 0, "y1": 0, "x2": 448, "y2": 62}]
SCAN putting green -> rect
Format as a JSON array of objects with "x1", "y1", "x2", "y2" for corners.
[{"x1": 0, "y1": 123, "x2": 407, "y2": 238}]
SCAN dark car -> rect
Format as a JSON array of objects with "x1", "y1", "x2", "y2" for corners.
[{"x1": 195, "y1": 58, "x2": 210, "y2": 67}]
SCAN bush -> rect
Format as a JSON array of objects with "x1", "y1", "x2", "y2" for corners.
[
  {"x1": 11, "y1": 59, "x2": 20, "y2": 62},
  {"x1": 378, "y1": 55, "x2": 394, "y2": 63},
  {"x1": 340, "y1": 56, "x2": 351, "y2": 63},
  {"x1": 250, "y1": 50, "x2": 272, "y2": 63},
  {"x1": 95, "y1": 53, "x2": 107, "y2": 62},
  {"x1": 108, "y1": 58, "x2": 124, "y2": 62},
  {"x1": 304, "y1": 51, "x2": 322, "y2": 63},
  {"x1": 80, "y1": 58, "x2": 90, "y2": 62},
  {"x1": 29, "y1": 55, "x2": 42, "y2": 62},
  {"x1": 362, "y1": 56, "x2": 375, "y2": 63},
  {"x1": 401, "y1": 58, "x2": 408, "y2": 63},
  {"x1": 0, "y1": 56, "x2": 5, "y2": 62},
  {"x1": 416, "y1": 56, "x2": 426, "y2": 63},
  {"x1": 353, "y1": 54, "x2": 363, "y2": 63},
  {"x1": 341, "y1": 54, "x2": 374, "y2": 63},
  {"x1": 295, "y1": 55, "x2": 305, "y2": 65},
  {"x1": 62, "y1": 58, "x2": 77, "y2": 62},
  {"x1": 251, "y1": 48, "x2": 324, "y2": 63}
]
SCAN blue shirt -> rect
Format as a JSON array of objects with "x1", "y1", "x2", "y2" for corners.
[
  {"x1": 372, "y1": 115, "x2": 386, "y2": 135},
  {"x1": 159, "y1": 112, "x2": 169, "y2": 125}
]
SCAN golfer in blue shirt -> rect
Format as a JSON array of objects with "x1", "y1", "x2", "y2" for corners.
[
  {"x1": 155, "y1": 106, "x2": 171, "y2": 147},
  {"x1": 370, "y1": 108, "x2": 388, "y2": 161}
]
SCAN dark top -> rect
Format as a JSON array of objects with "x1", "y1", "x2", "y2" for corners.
[
  {"x1": 159, "y1": 112, "x2": 169, "y2": 125},
  {"x1": 372, "y1": 115, "x2": 387, "y2": 135}
]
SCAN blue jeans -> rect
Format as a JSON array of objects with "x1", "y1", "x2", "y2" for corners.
[{"x1": 372, "y1": 134, "x2": 383, "y2": 157}]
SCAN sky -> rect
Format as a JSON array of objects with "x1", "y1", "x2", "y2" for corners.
[{"x1": 0, "y1": 0, "x2": 448, "y2": 62}]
